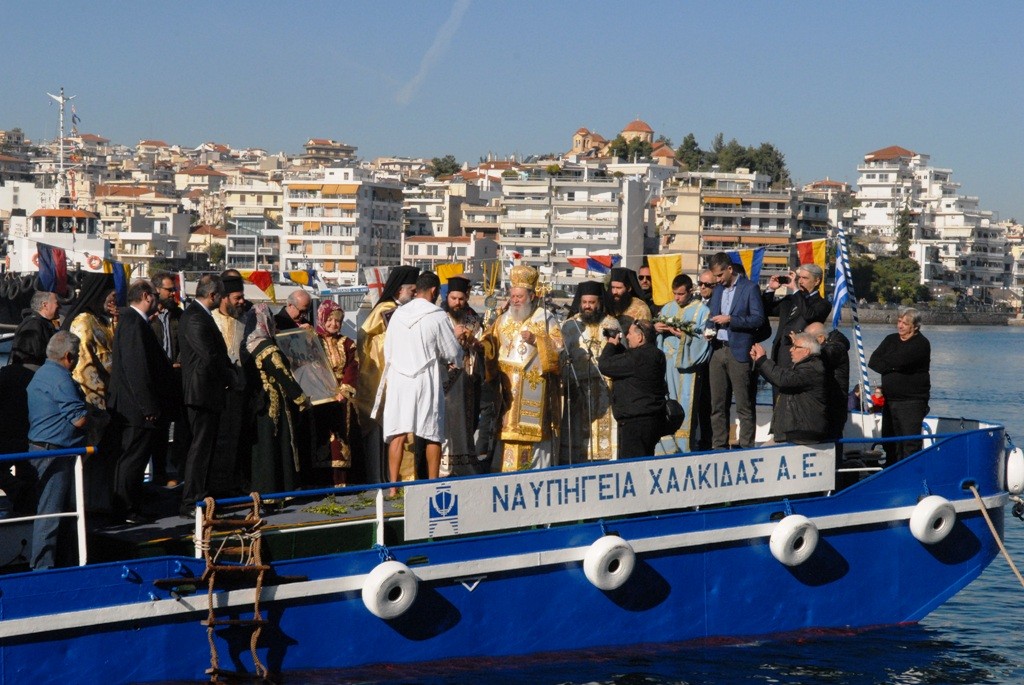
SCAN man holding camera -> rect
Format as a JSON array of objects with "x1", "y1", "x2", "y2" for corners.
[
  {"x1": 598, "y1": 320, "x2": 667, "y2": 459},
  {"x1": 762, "y1": 264, "x2": 830, "y2": 371}
]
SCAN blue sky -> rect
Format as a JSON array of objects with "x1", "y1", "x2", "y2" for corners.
[{"x1": 4, "y1": 1, "x2": 1023, "y2": 220}]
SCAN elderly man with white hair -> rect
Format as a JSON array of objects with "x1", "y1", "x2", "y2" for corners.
[
  {"x1": 750, "y1": 332, "x2": 828, "y2": 445},
  {"x1": 484, "y1": 265, "x2": 563, "y2": 471},
  {"x1": 763, "y1": 263, "x2": 831, "y2": 372}
]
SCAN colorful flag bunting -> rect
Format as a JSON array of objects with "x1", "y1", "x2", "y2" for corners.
[
  {"x1": 796, "y1": 239, "x2": 827, "y2": 296},
  {"x1": 239, "y1": 269, "x2": 276, "y2": 303},
  {"x1": 363, "y1": 266, "x2": 390, "y2": 306},
  {"x1": 565, "y1": 254, "x2": 621, "y2": 274},
  {"x1": 36, "y1": 244, "x2": 69, "y2": 296},
  {"x1": 646, "y1": 254, "x2": 683, "y2": 306},
  {"x1": 727, "y1": 247, "x2": 765, "y2": 283},
  {"x1": 101, "y1": 258, "x2": 132, "y2": 305},
  {"x1": 831, "y1": 236, "x2": 850, "y2": 328}
]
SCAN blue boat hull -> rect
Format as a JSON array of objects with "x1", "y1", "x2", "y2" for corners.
[{"x1": 0, "y1": 426, "x2": 1006, "y2": 683}]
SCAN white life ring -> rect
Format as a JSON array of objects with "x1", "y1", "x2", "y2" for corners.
[
  {"x1": 909, "y1": 495, "x2": 956, "y2": 545},
  {"x1": 1006, "y1": 447, "x2": 1024, "y2": 495},
  {"x1": 769, "y1": 514, "x2": 819, "y2": 566},
  {"x1": 583, "y1": 535, "x2": 635, "y2": 591},
  {"x1": 87, "y1": 255, "x2": 102, "y2": 270},
  {"x1": 361, "y1": 560, "x2": 418, "y2": 619}
]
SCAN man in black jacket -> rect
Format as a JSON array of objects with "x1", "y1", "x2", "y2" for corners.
[
  {"x1": 178, "y1": 274, "x2": 233, "y2": 516},
  {"x1": 751, "y1": 333, "x2": 828, "y2": 444},
  {"x1": 598, "y1": 319, "x2": 667, "y2": 459},
  {"x1": 11, "y1": 291, "x2": 59, "y2": 366},
  {"x1": 805, "y1": 322, "x2": 850, "y2": 440},
  {"x1": 108, "y1": 281, "x2": 175, "y2": 523},
  {"x1": 763, "y1": 264, "x2": 831, "y2": 370}
]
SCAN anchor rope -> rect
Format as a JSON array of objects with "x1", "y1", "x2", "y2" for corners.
[{"x1": 968, "y1": 485, "x2": 1024, "y2": 590}]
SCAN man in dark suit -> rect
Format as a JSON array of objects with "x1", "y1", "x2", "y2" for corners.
[
  {"x1": 178, "y1": 274, "x2": 232, "y2": 517},
  {"x1": 707, "y1": 252, "x2": 766, "y2": 449},
  {"x1": 274, "y1": 289, "x2": 312, "y2": 331},
  {"x1": 108, "y1": 281, "x2": 174, "y2": 523}
]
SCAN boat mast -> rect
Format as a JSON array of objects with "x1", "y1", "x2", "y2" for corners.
[{"x1": 46, "y1": 87, "x2": 75, "y2": 204}]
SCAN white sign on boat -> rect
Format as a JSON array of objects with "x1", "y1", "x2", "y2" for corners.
[{"x1": 405, "y1": 444, "x2": 836, "y2": 539}]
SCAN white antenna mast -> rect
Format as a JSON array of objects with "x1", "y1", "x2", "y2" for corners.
[{"x1": 46, "y1": 87, "x2": 76, "y2": 201}]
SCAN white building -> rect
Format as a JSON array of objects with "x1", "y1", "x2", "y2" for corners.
[
  {"x1": 281, "y1": 167, "x2": 403, "y2": 286},
  {"x1": 853, "y1": 146, "x2": 1009, "y2": 288},
  {"x1": 499, "y1": 172, "x2": 645, "y2": 289},
  {"x1": 401, "y1": 234, "x2": 499, "y2": 279}
]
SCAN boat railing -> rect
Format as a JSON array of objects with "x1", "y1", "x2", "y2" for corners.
[
  {"x1": 0, "y1": 445, "x2": 93, "y2": 567},
  {"x1": 192, "y1": 484, "x2": 394, "y2": 559}
]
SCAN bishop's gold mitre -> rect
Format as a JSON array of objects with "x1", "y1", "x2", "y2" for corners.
[{"x1": 509, "y1": 264, "x2": 539, "y2": 290}]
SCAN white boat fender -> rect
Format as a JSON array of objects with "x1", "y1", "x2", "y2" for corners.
[
  {"x1": 909, "y1": 495, "x2": 956, "y2": 545},
  {"x1": 1006, "y1": 447, "x2": 1024, "y2": 495},
  {"x1": 361, "y1": 560, "x2": 418, "y2": 619},
  {"x1": 583, "y1": 535, "x2": 636, "y2": 591},
  {"x1": 769, "y1": 514, "x2": 819, "y2": 567}
]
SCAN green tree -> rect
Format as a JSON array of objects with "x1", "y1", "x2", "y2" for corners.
[
  {"x1": 715, "y1": 138, "x2": 751, "y2": 172},
  {"x1": 749, "y1": 142, "x2": 791, "y2": 187},
  {"x1": 608, "y1": 136, "x2": 653, "y2": 160},
  {"x1": 895, "y1": 202, "x2": 914, "y2": 259},
  {"x1": 429, "y1": 154, "x2": 460, "y2": 177},
  {"x1": 675, "y1": 133, "x2": 702, "y2": 170},
  {"x1": 875, "y1": 257, "x2": 927, "y2": 303},
  {"x1": 655, "y1": 134, "x2": 674, "y2": 149},
  {"x1": 206, "y1": 242, "x2": 225, "y2": 267}
]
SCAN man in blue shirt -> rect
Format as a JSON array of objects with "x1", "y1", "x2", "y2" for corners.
[
  {"x1": 26, "y1": 331, "x2": 89, "y2": 570},
  {"x1": 706, "y1": 252, "x2": 766, "y2": 449}
]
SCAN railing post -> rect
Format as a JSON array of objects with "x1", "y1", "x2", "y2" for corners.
[
  {"x1": 74, "y1": 452, "x2": 87, "y2": 566},
  {"x1": 375, "y1": 489, "x2": 385, "y2": 546}
]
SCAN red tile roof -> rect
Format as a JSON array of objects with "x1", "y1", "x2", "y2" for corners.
[
  {"x1": 191, "y1": 224, "x2": 227, "y2": 237},
  {"x1": 575, "y1": 127, "x2": 591, "y2": 136},
  {"x1": 179, "y1": 165, "x2": 227, "y2": 177},
  {"x1": 78, "y1": 133, "x2": 110, "y2": 143},
  {"x1": 623, "y1": 119, "x2": 653, "y2": 133},
  {"x1": 138, "y1": 140, "x2": 169, "y2": 148},
  {"x1": 864, "y1": 145, "x2": 916, "y2": 162}
]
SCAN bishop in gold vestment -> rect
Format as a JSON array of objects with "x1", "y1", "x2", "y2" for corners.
[{"x1": 485, "y1": 265, "x2": 563, "y2": 471}]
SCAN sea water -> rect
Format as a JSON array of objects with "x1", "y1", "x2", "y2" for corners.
[{"x1": 285, "y1": 324, "x2": 1024, "y2": 685}]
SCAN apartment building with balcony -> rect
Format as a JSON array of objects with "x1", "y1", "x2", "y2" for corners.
[
  {"x1": 499, "y1": 172, "x2": 645, "y2": 289},
  {"x1": 402, "y1": 233, "x2": 498, "y2": 279},
  {"x1": 461, "y1": 201, "x2": 502, "y2": 240},
  {"x1": 225, "y1": 216, "x2": 282, "y2": 273},
  {"x1": 281, "y1": 167, "x2": 403, "y2": 286},
  {"x1": 404, "y1": 180, "x2": 486, "y2": 238},
  {"x1": 853, "y1": 146, "x2": 1009, "y2": 288},
  {"x1": 659, "y1": 168, "x2": 828, "y2": 279},
  {"x1": 301, "y1": 139, "x2": 357, "y2": 167}
]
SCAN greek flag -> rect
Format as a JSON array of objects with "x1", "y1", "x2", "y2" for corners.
[{"x1": 831, "y1": 234, "x2": 850, "y2": 328}]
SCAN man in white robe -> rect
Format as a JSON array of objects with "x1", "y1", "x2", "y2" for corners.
[{"x1": 376, "y1": 271, "x2": 462, "y2": 492}]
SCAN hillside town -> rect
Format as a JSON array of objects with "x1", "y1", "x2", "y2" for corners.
[{"x1": 1, "y1": 112, "x2": 1022, "y2": 307}]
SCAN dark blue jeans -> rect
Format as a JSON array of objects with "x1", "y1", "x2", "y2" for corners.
[{"x1": 28, "y1": 445, "x2": 74, "y2": 570}]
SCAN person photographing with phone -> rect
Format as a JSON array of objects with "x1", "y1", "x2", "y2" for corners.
[
  {"x1": 597, "y1": 319, "x2": 667, "y2": 459},
  {"x1": 762, "y1": 264, "x2": 831, "y2": 372}
]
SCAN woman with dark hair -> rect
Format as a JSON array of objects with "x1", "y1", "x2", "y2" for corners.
[
  {"x1": 241, "y1": 303, "x2": 310, "y2": 494},
  {"x1": 598, "y1": 319, "x2": 668, "y2": 459},
  {"x1": 312, "y1": 300, "x2": 361, "y2": 486}
]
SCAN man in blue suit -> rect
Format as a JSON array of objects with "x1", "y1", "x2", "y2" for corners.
[{"x1": 706, "y1": 252, "x2": 766, "y2": 449}]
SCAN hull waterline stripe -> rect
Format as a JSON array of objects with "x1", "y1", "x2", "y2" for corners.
[{"x1": 0, "y1": 493, "x2": 1005, "y2": 640}]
